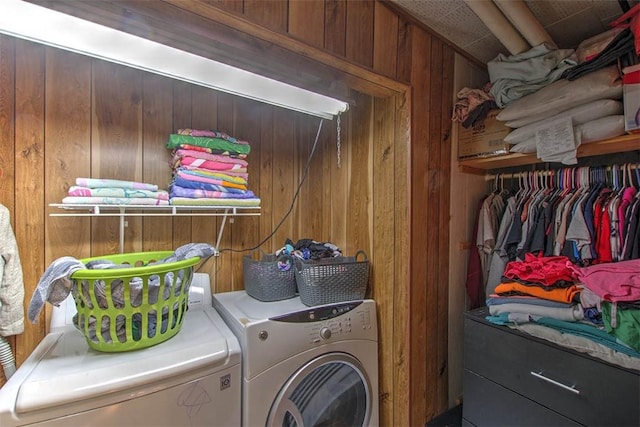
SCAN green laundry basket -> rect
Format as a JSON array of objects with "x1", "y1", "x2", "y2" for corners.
[{"x1": 69, "y1": 251, "x2": 200, "y2": 352}]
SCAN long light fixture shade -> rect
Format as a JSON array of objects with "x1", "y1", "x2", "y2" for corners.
[{"x1": 0, "y1": 0, "x2": 349, "y2": 119}]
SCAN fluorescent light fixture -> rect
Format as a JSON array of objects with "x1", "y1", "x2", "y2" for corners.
[{"x1": 0, "y1": 0, "x2": 349, "y2": 119}]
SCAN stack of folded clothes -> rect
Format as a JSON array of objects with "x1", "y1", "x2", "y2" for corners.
[
  {"x1": 166, "y1": 129, "x2": 260, "y2": 207},
  {"x1": 62, "y1": 177, "x2": 169, "y2": 205}
]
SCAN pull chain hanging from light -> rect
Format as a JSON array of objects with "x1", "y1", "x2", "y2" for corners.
[{"x1": 336, "y1": 113, "x2": 342, "y2": 168}]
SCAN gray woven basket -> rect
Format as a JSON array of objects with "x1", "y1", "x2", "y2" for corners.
[
  {"x1": 243, "y1": 249, "x2": 297, "y2": 301},
  {"x1": 294, "y1": 250, "x2": 369, "y2": 306}
]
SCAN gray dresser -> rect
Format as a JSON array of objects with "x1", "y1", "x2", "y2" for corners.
[{"x1": 463, "y1": 307, "x2": 640, "y2": 427}]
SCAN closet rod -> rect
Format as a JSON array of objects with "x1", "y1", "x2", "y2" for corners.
[
  {"x1": 485, "y1": 163, "x2": 640, "y2": 181},
  {"x1": 484, "y1": 170, "x2": 553, "y2": 181}
]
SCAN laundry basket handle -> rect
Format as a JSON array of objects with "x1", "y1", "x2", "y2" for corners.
[
  {"x1": 354, "y1": 250, "x2": 368, "y2": 261},
  {"x1": 245, "y1": 248, "x2": 269, "y2": 261}
]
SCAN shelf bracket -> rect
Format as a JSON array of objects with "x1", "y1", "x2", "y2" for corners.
[
  {"x1": 119, "y1": 207, "x2": 126, "y2": 254},
  {"x1": 213, "y1": 209, "x2": 231, "y2": 257}
]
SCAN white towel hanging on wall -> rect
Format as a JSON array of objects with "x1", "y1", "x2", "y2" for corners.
[{"x1": 0, "y1": 203, "x2": 25, "y2": 337}]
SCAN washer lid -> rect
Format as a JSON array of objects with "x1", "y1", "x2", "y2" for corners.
[{"x1": 14, "y1": 309, "x2": 237, "y2": 413}]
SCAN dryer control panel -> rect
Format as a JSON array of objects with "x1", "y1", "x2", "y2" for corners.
[
  {"x1": 270, "y1": 300, "x2": 374, "y2": 344},
  {"x1": 306, "y1": 317, "x2": 352, "y2": 343},
  {"x1": 270, "y1": 300, "x2": 362, "y2": 323}
]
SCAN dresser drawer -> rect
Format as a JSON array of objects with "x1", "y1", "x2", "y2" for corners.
[
  {"x1": 464, "y1": 313, "x2": 640, "y2": 426},
  {"x1": 463, "y1": 370, "x2": 580, "y2": 427}
]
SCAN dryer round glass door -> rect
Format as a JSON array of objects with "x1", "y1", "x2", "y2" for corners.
[{"x1": 267, "y1": 352, "x2": 372, "y2": 427}]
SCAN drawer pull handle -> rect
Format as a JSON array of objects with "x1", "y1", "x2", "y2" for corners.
[{"x1": 530, "y1": 371, "x2": 580, "y2": 395}]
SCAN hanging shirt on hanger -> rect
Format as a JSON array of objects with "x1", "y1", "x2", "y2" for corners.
[
  {"x1": 622, "y1": 195, "x2": 640, "y2": 260},
  {"x1": 486, "y1": 196, "x2": 518, "y2": 298}
]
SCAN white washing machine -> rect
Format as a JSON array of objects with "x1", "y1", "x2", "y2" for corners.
[
  {"x1": 213, "y1": 290, "x2": 379, "y2": 427},
  {"x1": 0, "y1": 274, "x2": 241, "y2": 427}
]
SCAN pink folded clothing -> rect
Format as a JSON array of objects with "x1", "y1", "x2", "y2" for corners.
[
  {"x1": 567, "y1": 259, "x2": 640, "y2": 303},
  {"x1": 172, "y1": 149, "x2": 248, "y2": 166},
  {"x1": 179, "y1": 165, "x2": 249, "y2": 180},
  {"x1": 177, "y1": 156, "x2": 247, "y2": 172}
]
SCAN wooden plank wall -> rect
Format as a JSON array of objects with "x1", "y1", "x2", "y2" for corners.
[
  {"x1": 448, "y1": 54, "x2": 490, "y2": 406},
  {"x1": 1, "y1": 1, "x2": 455, "y2": 425}
]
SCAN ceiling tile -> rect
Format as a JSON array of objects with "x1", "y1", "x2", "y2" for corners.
[
  {"x1": 394, "y1": 0, "x2": 464, "y2": 21},
  {"x1": 524, "y1": 0, "x2": 593, "y2": 24},
  {"x1": 464, "y1": 33, "x2": 510, "y2": 64},
  {"x1": 389, "y1": 0, "x2": 636, "y2": 65},
  {"x1": 589, "y1": 0, "x2": 633, "y2": 23},
  {"x1": 434, "y1": 2, "x2": 494, "y2": 47},
  {"x1": 545, "y1": 8, "x2": 610, "y2": 49}
]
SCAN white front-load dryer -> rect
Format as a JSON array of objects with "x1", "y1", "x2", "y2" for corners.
[
  {"x1": 0, "y1": 274, "x2": 242, "y2": 427},
  {"x1": 213, "y1": 290, "x2": 379, "y2": 427}
]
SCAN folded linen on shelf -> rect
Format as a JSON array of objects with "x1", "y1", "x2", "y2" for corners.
[
  {"x1": 167, "y1": 134, "x2": 251, "y2": 156},
  {"x1": 172, "y1": 149, "x2": 248, "y2": 166},
  {"x1": 170, "y1": 184, "x2": 257, "y2": 199},
  {"x1": 176, "y1": 168, "x2": 247, "y2": 185},
  {"x1": 179, "y1": 165, "x2": 249, "y2": 179},
  {"x1": 487, "y1": 295, "x2": 574, "y2": 308},
  {"x1": 488, "y1": 302, "x2": 585, "y2": 322},
  {"x1": 504, "y1": 97, "x2": 623, "y2": 129},
  {"x1": 494, "y1": 282, "x2": 581, "y2": 304},
  {"x1": 67, "y1": 186, "x2": 169, "y2": 200},
  {"x1": 173, "y1": 172, "x2": 247, "y2": 191},
  {"x1": 177, "y1": 128, "x2": 250, "y2": 145},
  {"x1": 504, "y1": 99, "x2": 623, "y2": 140},
  {"x1": 169, "y1": 197, "x2": 261, "y2": 207},
  {"x1": 176, "y1": 155, "x2": 248, "y2": 172},
  {"x1": 62, "y1": 196, "x2": 169, "y2": 205},
  {"x1": 172, "y1": 176, "x2": 246, "y2": 194},
  {"x1": 499, "y1": 319, "x2": 640, "y2": 369},
  {"x1": 509, "y1": 115, "x2": 626, "y2": 155},
  {"x1": 496, "y1": 66, "x2": 623, "y2": 123},
  {"x1": 488, "y1": 43, "x2": 577, "y2": 108},
  {"x1": 75, "y1": 177, "x2": 159, "y2": 191}
]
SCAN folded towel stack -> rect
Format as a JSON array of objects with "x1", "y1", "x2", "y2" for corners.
[
  {"x1": 166, "y1": 129, "x2": 261, "y2": 207},
  {"x1": 62, "y1": 177, "x2": 169, "y2": 206}
]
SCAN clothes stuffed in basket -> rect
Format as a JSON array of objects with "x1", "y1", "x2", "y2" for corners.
[
  {"x1": 75, "y1": 259, "x2": 186, "y2": 343},
  {"x1": 276, "y1": 238, "x2": 342, "y2": 261},
  {"x1": 27, "y1": 243, "x2": 215, "y2": 342},
  {"x1": 277, "y1": 258, "x2": 292, "y2": 271}
]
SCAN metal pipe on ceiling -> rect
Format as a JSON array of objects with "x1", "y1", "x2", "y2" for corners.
[
  {"x1": 463, "y1": 0, "x2": 530, "y2": 55},
  {"x1": 493, "y1": 0, "x2": 557, "y2": 49}
]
